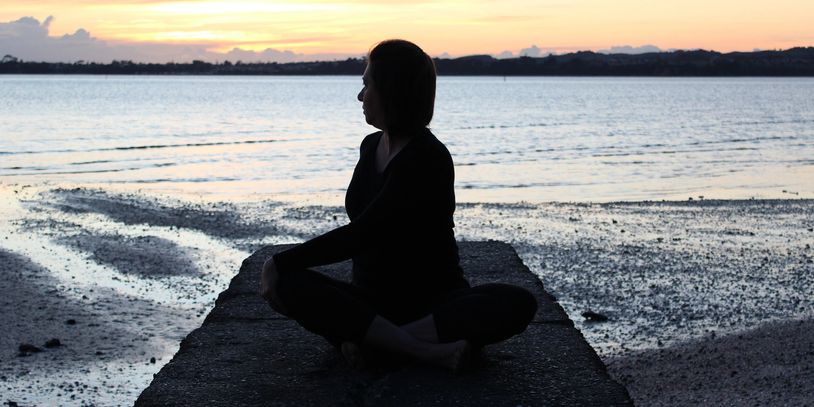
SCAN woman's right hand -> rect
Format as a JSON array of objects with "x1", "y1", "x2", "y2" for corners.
[{"x1": 259, "y1": 258, "x2": 289, "y2": 315}]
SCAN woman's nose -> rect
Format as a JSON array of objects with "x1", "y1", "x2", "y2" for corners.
[{"x1": 357, "y1": 88, "x2": 364, "y2": 102}]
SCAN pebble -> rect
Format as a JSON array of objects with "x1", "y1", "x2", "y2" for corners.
[
  {"x1": 45, "y1": 338, "x2": 61, "y2": 348},
  {"x1": 18, "y1": 343, "x2": 42, "y2": 355},
  {"x1": 582, "y1": 310, "x2": 609, "y2": 322}
]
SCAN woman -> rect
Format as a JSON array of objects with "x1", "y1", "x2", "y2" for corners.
[{"x1": 260, "y1": 39, "x2": 537, "y2": 371}]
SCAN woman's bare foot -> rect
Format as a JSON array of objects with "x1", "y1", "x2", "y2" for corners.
[
  {"x1": 361, "y1": 316, "x2": 471, "y2": 373},
  {"x1": 415, "y1": 340, "x2": 471, "y2": 373}
]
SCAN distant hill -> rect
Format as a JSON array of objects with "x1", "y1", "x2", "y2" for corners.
[{"x1": 2, "y1": 47, "x2": 813, "y2": 76}]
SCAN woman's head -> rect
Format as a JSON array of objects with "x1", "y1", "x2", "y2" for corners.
[{"x1": 357, "y1": 39, "x2": 437, "y2": 134}]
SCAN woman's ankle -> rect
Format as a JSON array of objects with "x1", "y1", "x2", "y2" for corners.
[
  {"x1": 341, "y1": 342, "x2": 366, "y2": 370},
  {"x1": 412, "y1": 339, "x2": 469, "y2": 369}
]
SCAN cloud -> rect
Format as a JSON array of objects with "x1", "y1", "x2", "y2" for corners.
[
  {"x1": 1, "y1": 16, "x2": 118, "y2": 62},
  {"x1": 223, "y1": 47, "x2": 297, "y2": 63},
  {"x1": 0, "y1": 16, "x2": 48, "y2": 39},
  {"x1": 597, "y1": 44, "x2": 662, "y2": 54},
  {"x1": 221, "y1": 47, "x2": 357, "y2": 63},
  {"x1": 517, "y1": 45, "x2": 556, "y2": 58},
  {"x1": 519, "y1": 45, "x2": 542, "y2": 57},
  {"x1": 0, "y1": 16, "x2": 358, "y2": 63}
]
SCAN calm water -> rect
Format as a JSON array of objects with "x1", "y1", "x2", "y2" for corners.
[{"x1": 1, "y1": 75, "x2": 813, "y2": 202}]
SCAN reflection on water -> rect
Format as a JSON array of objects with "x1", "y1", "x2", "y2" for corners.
[{"x1": 1, "y1": 75, "x2": 813, "y2": 202}]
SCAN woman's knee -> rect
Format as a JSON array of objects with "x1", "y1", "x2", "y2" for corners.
[
  {"x1": 494, "y1": 284, "x2": 537, "y2": 331},
  {"x1": 515, "y1": 287, "x2": 538, "y2": 324},
  {"x1": 262, "y1": 258, "x2": 297, "y2": 304},
  {"x1": 260, "y1": 259, "x2": 278, "y2": 300},
  {"x1": 262, "y1": 258, "x2": 276, "y2": 276}
]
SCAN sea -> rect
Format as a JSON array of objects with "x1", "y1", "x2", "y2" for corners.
[
  {"x1": 1, "y1": 75, "x2": 813, "y2": 404},
  {"x1": 2, "y1": 75, "x2": 813, "y2": 202}
]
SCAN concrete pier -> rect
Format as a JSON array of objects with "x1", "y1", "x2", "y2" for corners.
[{"x1": 136, "y1": 241, "x2": 632, "y2": 406}]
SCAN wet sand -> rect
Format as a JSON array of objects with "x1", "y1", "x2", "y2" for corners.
[
  {"x1": 1, "y1": 184, "x2": 812, "y2": 406},
  {"x1": 1, "y1": 186, "x2": 251, "y2": 405},
  {"x1": 0, "y1": 248, "x2": 192, "y2": 405},
  {"x1": 607, "y1": 318, "x2": 814, "y2": 406}
]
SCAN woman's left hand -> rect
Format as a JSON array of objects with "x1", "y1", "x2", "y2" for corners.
[{"x1": 259, "y1": 258, "x2": 289, "y2": 315}]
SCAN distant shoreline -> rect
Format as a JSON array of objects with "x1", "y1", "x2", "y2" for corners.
[{"x1": 2, "y1": 47, "x2": 814, "y2": 76}]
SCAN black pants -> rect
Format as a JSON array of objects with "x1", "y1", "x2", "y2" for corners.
[{"x1": 276, "y1": 267, "x2": 538, "y2": 347}]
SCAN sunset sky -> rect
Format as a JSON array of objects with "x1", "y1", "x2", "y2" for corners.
[{"x1": 1, "y1": 0, "x2": 812, "y2": 62}]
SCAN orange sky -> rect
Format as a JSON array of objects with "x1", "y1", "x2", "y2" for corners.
[{"x1": 1, "y1": 0, "x2": 812, "y2": 61}]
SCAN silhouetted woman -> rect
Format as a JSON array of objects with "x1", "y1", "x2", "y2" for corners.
[{"x1": 260, "y1": 39, "x2": 537, "y2": 371}]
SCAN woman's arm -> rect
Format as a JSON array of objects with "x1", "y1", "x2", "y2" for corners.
[
  {"x1": 272, "y1": 136, "x2": 452, "y2": 271},
  {"x1": 272, "y1": 166, "x2": 415, "y2": 270}
]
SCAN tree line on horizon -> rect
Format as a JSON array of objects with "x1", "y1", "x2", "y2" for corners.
[{"x1": 1, "y1": 47, "x2": 813, "y2": 76}]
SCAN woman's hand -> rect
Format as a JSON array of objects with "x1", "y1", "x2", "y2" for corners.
[{"x1": 259, "y1": 258, "x2": 289, "y2": 316}]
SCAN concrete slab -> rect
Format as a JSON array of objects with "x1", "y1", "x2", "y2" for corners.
[{"x1": 136, "y1": 241, "x2": 632, "y2": 406}]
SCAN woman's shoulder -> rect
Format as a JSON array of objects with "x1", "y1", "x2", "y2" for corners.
[
  {"x1": 415, "y1": 129, "x2": 453, "y2": 163},
  {"x1": 359, "y1": 131, "x2": 383, "y2": 153}
]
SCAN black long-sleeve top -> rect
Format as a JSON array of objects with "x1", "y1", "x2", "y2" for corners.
[{"x1": 273, "y1": 128, "x2": 467, "y2": 297}]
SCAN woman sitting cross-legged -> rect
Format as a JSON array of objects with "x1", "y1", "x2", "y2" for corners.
[{"x1": 259, "y1": 39, "x2": 538, "y2": 372}]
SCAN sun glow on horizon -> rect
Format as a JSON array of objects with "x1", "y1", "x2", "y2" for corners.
[{"x1": 1, "y1": 0, "x2": 812, "y2": 62}]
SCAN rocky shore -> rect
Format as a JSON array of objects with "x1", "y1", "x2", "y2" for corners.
[{"x1": 1, "y1": 184, "x2": 811, "y2": 405}]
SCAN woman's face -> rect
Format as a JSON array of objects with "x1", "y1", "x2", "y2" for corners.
[{"x1": 358, "y1": 65, "x2": 385, "y2": 130}]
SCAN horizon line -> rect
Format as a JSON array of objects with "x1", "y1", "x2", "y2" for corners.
[{"x1": 3, "y1": 46, "x2": 812, "y2": 65}]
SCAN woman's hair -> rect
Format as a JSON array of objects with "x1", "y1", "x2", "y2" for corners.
[{"x1": 367, "y1": 39, "x2": 437, "y2": 134}]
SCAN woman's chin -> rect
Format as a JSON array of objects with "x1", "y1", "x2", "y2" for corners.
[{"x1": 364, "y1": 118, "x2": 382, "y2": 129}]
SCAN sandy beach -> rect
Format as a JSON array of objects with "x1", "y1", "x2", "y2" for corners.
[{"x1": 1, "y1": 183, "x2": 812, "y2": 406}]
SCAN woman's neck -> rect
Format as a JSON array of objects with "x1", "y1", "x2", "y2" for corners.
[
  {"x1": 381, "y1": 130, "x2": 409, "y2": 152},
  {"x1": 376, "y1": 130, "x2": 412, "y2": 172}
]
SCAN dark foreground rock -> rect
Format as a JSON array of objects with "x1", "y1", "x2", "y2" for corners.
[{"x1": 136, "y1": 241, "x2": 631, "y2": 406}]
